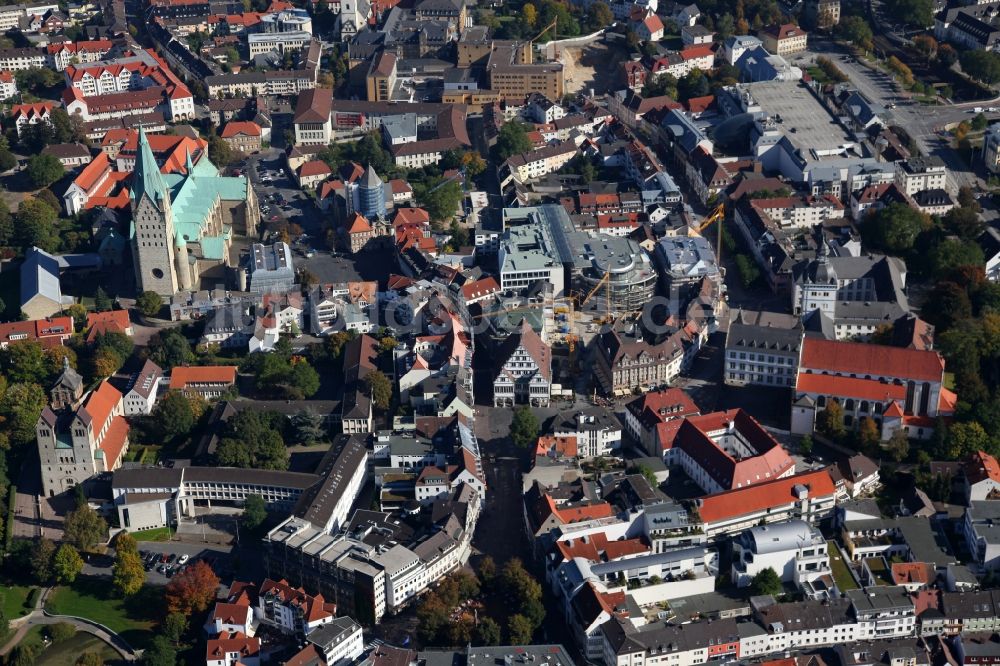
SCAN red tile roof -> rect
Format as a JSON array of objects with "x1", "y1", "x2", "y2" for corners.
[
  {"x1": 796, "y1": 374, "x2": 906, "y2": 403},
  {"x1": 86, "y1": 310, "x2": 131, "y2": 343},
  {"x1": 11, "y1": 102, "x2": 54, "y2": 120},
  {"x1": 535, "y1": 435, "x2": 578, "y2": 459},
  {"x1": 0, "y1": 317, "x2": 73, "y2": 348},
  {"x1": 626, "y1": 388, "x2": 700, "y2": 431},
  {"x1": 966, "y1": 450, "x2": 1000, "y2": 485},
  {"x1": 169, "y1": 365, "x2": 238, "y2": 389},
  {"x1": 697, "y1": 469, "x2": 836, "y2": 523},
  {"x1": 99, "y1": 417, "x2": 129, "y2": 469},
  {"x1": 892, "y1": 562, "x2": 932, "y2": 586},
  {"x1": 800, "y1": 338, "x2": 945, "y2": 383},
  {"x1": 82, "y1": 380, "x2": 122, "y2": 431},
  {"x1": 298, "y1": 160, "x2": 331, "y2": 178},
  {"x1": 220, "y1": 121, "x2": 261, "y2": 138},
  {"x1": 460, "y1": 277, "x2": 500, "y2": 301},
  {"x1": 346, "y1": 212, "x2": 371, "y2": 234},
  {"x1": 205, "y1": 632, "x2": 260, "y2": 661},
  {"x1": 392, "y1": 207, "x2": 430, "y2": 227}
]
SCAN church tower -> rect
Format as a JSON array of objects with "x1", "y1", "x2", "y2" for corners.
[{"x1": 131, "y1": 127, "x2": 179, "y2": 296}]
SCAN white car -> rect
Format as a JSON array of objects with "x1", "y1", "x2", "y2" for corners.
[{"x1": 177, "y1": 554, "x2": 189, "y2": 565}]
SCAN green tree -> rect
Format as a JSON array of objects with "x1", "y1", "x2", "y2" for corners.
[
  {"x1": 862, "y1": 203, "x2": 929, "y2": 255},
  {"x1": 449, "y1": 219, "x2": 470, "y2": 247},
  {"x1": 799, "y1": 435, "x2": 813, "y2": 457},
  {"x1": 507, "y1": 614, "x2": 534, "y2": 644},
  {"x1": 2, "y1": 340, "x2": 48, "y2": 385},
  {"x1": 0, "y1": 149, "x2": 16, "y2": 172},
  {"x1": 943, "y1": 206, "x2": 985, "y2": 240},
  {"x1": 143, "y1": 636, "x2": 177, "y2": 666},
  {"x1": 749, "y1": 567, "x2": 783, "y2": 597},
  {"x1": 887, "y1": 429, "x2": 910, "y2": 462},
  {"x1": 76, "y1": 653, "x2": 104, "y2": 666},
  {"x1": 585, "y1": 0, "x2": 613, "y2": 31},
  {"x1": 478, "y1": 555, "x2": 497, "y2": 587},
  {"x1": 49, "y1": 622, "x2": 76, "y2": 643},
  {"x1": 208, "y1": 134, "x2": 235, "y2": 167},
  {"x1": 417, "y1": 178, "x2": 464, "y2": 223},
  {"x1": 973, "y1": 112, "x2": 990, "y2": 132},
  {"x1": 630, "y1": 463, "x2": 658, "y2": 487},
  {"x1": 152, "y1": 390, "x2": 198, "y2": 442},
  {"x1": 0, "y1": 382, "x2": 47, "y2": 450},
  {"x1": 216, "y1": 438, "x2": 253, "y2": 468},
  {"x1": 961, "y1": 49, "x2": 1000, "y2": 84},
  {"x1": 149, "y1": 329, "x2": 195, "y2": 369},
  {"x1": 947, "y1": 421, "x2": 989, "y2": 460},
  {"x1": 53, "y1": 543, "x2": 84, "y2": 584},
  {"x1": 885, "y1": 0, "x2": 932, "y2": 26},
  {"x1": 678, "y1": 68, "x2": 710, "y2": 101},
  {"x1": 30, "y1": 537, "x2": 55, "y2": 583},
  {"x1": 734, "y1": 254, "x2": 760, "y2": 288},
  {"x1": 365, "y1": 370, "x2": 392, "y2": 411},
  {"x1": 242, "y1": 494, "x2": 267, "y2": 530},
  {"x1": 94, "y1": 287, "x2": 112, "y2": 312},
  {"x1": 643, "y1": 72, "x2": 678, "y2": 99},
  {"x1": 838, "y1": 15, "x2": 873, "y2": 49},
  {"x1": 136, "y1": 291, "x2": 163, "y2": 318},
  {"x1": 474, "y1": 616, "x2": 501, "y2": 645},
  {"x1": 26, "y1": 154, "x2": 64, "y2": 189},
  {"x1": 937, "y1": 44, "x2": 958, "y2": 67},
  {"x1": 495, "y1": 120, "x2": 532, "y2": 161},
  {"x1": 63, "y1": 504, "x2": 108, "y2": 551},
  {"x1": 510, "y1": 406, "x2": 540, "y2": 448},
  {"x1": 163, "y1": 612, "x2": 187, "y2": 647},
  {"x1": 290, "y1": 408, "x2": 325, "y2": 444},
  {"x1": 15, "y1": 198, "x2": 58, "y2": 251},
  {"x1": 8, "y1": 643, "x2": 38, "y2": 666}
]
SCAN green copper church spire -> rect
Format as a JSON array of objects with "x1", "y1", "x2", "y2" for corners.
[{"x1": 130, "y1": 126, "x2": 169, "y2": 210}]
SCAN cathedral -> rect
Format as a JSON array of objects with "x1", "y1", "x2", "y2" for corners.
[{"x1": 131, "y1": 127, "x2": 260, "y2": 296}]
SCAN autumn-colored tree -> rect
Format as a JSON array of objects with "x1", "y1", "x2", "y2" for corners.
[
  {"x1": 858, "y1": 417, "x2": 881, "y2": 452},
  {"x1": 53, "y1": 543, "x2": 84, "y2": 584},
  {"x1": 816, "y1": 399, "x2": 845, "y2": 439},
  {"x1": 523, "y1": 2, "x2": 537, "y2": 27},
  {"x1": 112, "y1": 544, "x2": 144, "y2": 597},
  {"x1": 165, "y1": 561, "x2": 220, "y2": 614}
]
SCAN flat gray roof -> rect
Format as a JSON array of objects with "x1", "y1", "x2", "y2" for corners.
[{"x1": 748, "y1": 80, "x2": 853, "y2": 157}]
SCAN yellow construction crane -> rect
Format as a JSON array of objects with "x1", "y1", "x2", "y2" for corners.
[
  {"x1": 692, "y1": 202, "x2": 726, "y2": 266},
  {"x1": 567, "y1": 271, "x2": 610, "y2": 355},
  {"x1": 529, "y1": 18, "x2": 558, "y2": 60}
]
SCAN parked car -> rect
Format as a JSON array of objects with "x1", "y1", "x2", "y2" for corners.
[{"x1": 178, "y1": 554, "x2": 189, "y2": 565}]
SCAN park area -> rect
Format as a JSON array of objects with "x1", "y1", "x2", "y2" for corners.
[{"x1": 45, "y1": 577, "x2": 161, "y2": 650}]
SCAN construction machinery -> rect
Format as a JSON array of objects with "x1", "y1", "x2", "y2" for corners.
[
  {"x1": 529, "y1": 18, "x2": 558, "y2": 60},
  {"x1": 567, "y1": 270, "x2": 610, "y2": 355},
  {"x1": 692, "y1": 202, "x2": 726, "y2": 265}
]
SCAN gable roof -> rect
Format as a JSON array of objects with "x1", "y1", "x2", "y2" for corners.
[
  {"x1": 697, "y1": 469, "x2": 836, "y2": 523},
  {"x1": 169, "y1": 365, "x2": 238, "y2": 388},
  {"x1": 800, "y1": 338, "x2": 944, "y2": 382}
]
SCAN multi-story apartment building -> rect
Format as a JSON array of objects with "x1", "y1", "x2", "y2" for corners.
[
  {"x1": 0, "y1": 47, "x2": 47, "y2": 71},
  {"x1": 894, "y1": 156, "x2": 947, "y2": 196},
  {"x1": 724, "y1": 309, "x2": 804, "y2": 387},
  {"x1": 221, "y1": 121, "x2": 262, "y2": 153},
  {"x1": 553, "y1": 409, "x2": 622, "y2": 458},
  {"x1": 759, "y1": 23, "x2": 809, "y2": 54},
  {"x1": 11, "y1": 101, "x2": 53, "y2": 137},
  {"x1": 593, "y1": 326, "x2": 694, "y2": 396},
  {"x1": 46, "y1": 40, "x2": 114, "y2": 70},
  {"x1": 748, "y1": 195, "x2": 845, "y2": 229},
  {"x1": 366, "y1": 52, "x2": 397, "y2": 102},
  {"x1": 122, "y1": 359, "x2": 162, "y2": 416},
  {"x1": 695, "y1": 469, "x2": 838, "y2": 538},
  {"x1": 248, "y1": 31, "x2": 312, "y2": 57},
  {"x1": 847, "y1": 586, "x2": 917, "y2": 639},
  {"x1": 499, "y1": 141, "x2": 577, "y2": 187},
  {"x1": 257, "y1": 578, "x2": 337, "y2": 635},
  {"x1": 731, "y1": 520, "x2": 831, "y2": 590},
  {"x1": 624, "y1": 388, "x2": 701, "y2": 456}
]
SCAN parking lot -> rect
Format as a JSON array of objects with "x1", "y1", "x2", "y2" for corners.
[{"x1": 82, "y1": 540, "x2": 239, "y2": 586}]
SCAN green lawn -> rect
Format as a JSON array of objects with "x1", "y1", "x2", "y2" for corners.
[
  {"x1": 45, "y1": 577, "x2": 159, "y2": 650},
  {"x1": 130, "y1": 526, "x2": 173, "y2": 542},
  {"x1": 0, "y1": 582, "x2": 34, "y2": 619},
  {"x1": 828, "y1": 541, "x2": 859, "y2": 591}
]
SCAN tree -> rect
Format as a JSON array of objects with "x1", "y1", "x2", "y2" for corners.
[
  {"x1": 630, "y1": 463, "x2": 658, "y2": 487},
  {"x1": 143, "y1": 636, "x2": 177, "y2": 666},
  {"x1": 53, "y1": 543, "x2": 84, "y2": 584},
  {"x1": 163, "y1": 613, "x2": 188, "y2": 647},
  {"x1": 799, "y1": 435, "x2": 813, "y2": 457},
  {"x1": 913, "y1": 34, "x2": 937, "y2": 60},
  {"x1": 208, "y1": 134, "x2": 235, "y2": 167},
  {"x1": 817, "y1": 399, "x2": 845, "y2": 439},
  {"x1": 15, "y1": 198, "x2": 58, "y2": 251},
  {"x1": 0, "y1": 149, "x2": 16, "y2": 172},
  {"x1": 475, "y1": 616, "x2": 501, "y2": 645},
  {"x1": 522, "y1": 2, "x2": 537, "y2": 27},
  {"x1": 149, "y1": 329, "x2": 195, "y2": 369},
  {"x1": 643, "y1": 72, "x2": 678, "y2": 99},
  {"x1": 887, "y1": 429, "x2": 910, "y2": 462},
  {"x1": 113, "y1": 545, "x2": 144, "y2": 597},
  {"x1": 749, "y1": 567, "x2": 783, "y2": 597},
  {"x1": 152, "y1": 390, "x2": 198, "y2": 442},
  {"x1": 947, "y1": 421, "x2": 990, "y2": 460},
  {"x1": 937, "y1": 43, "x2": 958, "y2": 68},
  {"x1": 30, "y1": 537, "x2": 55, "y2": 583},
  {"x1": 136, "y1": 291, "x2": 163, "y2": 318},
  {"x1": 510, "y1": 406, "x2": 540, "y2": 448},
  {"x1": 216, "y1": 438, "x2": 253, "y2": 468},
  {"x1": 76, "y1": 654, "x2": 104, "y2": 666},
  {"x1": 943, "y1": 206, "x2": 985, "y2": 240},
  {"x1": 290, "y1": 408, "x2": 325, "y2": 444},
  {"x1": 862, "y1": 203, "x2": 929, "y2": 255},
  {"x1": 365, "y1": 370, "x2": 392, "y2": 411},
  {"x1": 242, "y1": 494, "x2": 267, "y2": 530},
  {"x1": 9, "y1": 644, "x2": 38, "y2": 666},
  {"x1": 449, "y1": 219, "x2": 470, "y2": 248},
  {"x1": 585, "y1": 1, "x2": 612, "y2": 31},
  {"x1": 885, "y1": 0, "x2": 932, "y2": 26},
  {"x1": 94, "y1": 287, "x2": 112, "y2": 313},
  {"x1": 63, "y1": 504, "x2": 108, "y2": 551},
  {"x1": 507, "y1": 614, "x2": 534, "y2": 644},
  {"x1": 962, "y1": 49, "x2": 1000, "y2": 84},
  {"x1": 165, "y1": 561, "x2": 220, "y2": 614},
  {"x1": 26, "y1": 154, "x2": 64, "y2": 189},
  {"x1": 0, "y1": 382, "x2": 47, "y2": 450},
  {"x1": 49, "y1": 622, "x2": 76, "y2": 643},
  {"x1": 858, "y1": 417, "x2": 880, "y2": 452},
  {"x1": 886, "y1": 56, "x2": 915, "y2": 86},
  {"x1": 417, "y1": 178, "x2": 464, "y2": 223},
  {"x1": 678, "y1": 68, "x2": 710, "y2": 101},
  {"x1": 3, "y1": 340, "x2": 48, "y2": 385},
  {"x1": 734, "y1": 254, "x2": 760, "y2": 288},
  {"x1": 478, "y1": 555, "x2": 497, "y2": 587},
  {"x1": 495, "y1": 120, "x2": 532, "y2": 161},
  {"x1": 837, "y1": 16, "x2": 873, "y2": 49}
]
